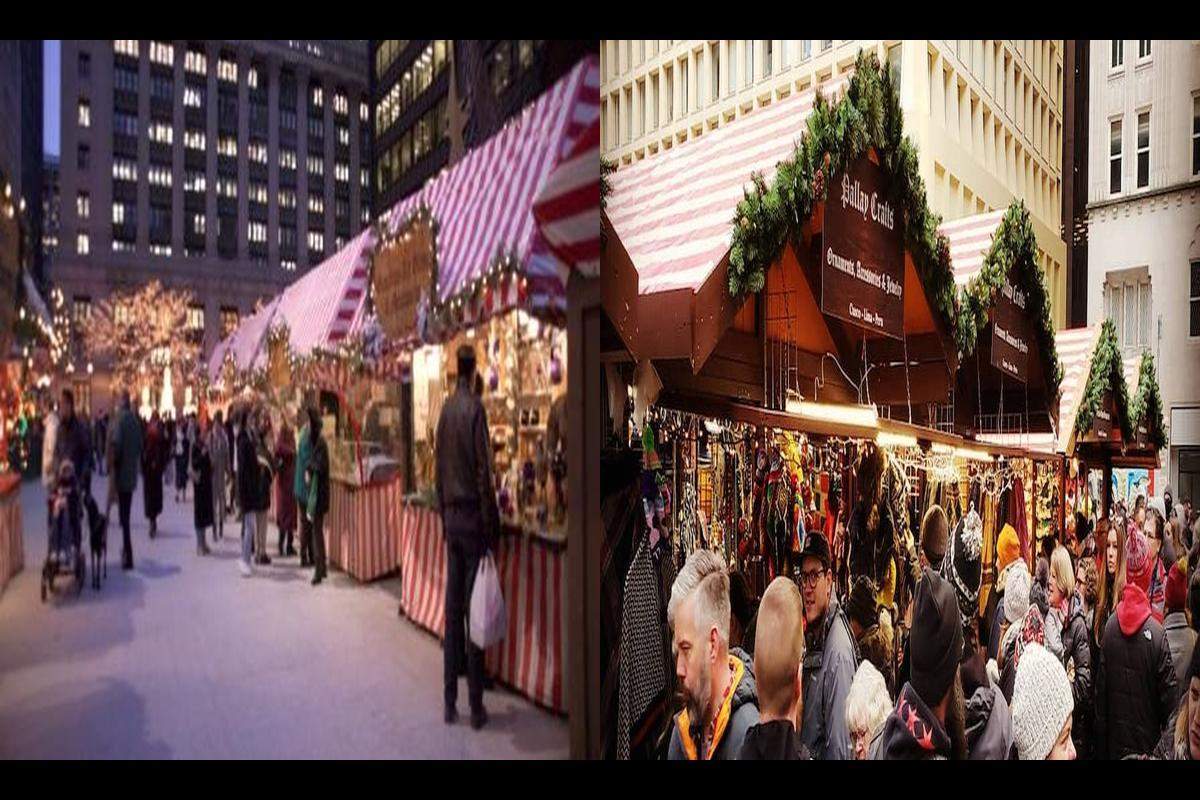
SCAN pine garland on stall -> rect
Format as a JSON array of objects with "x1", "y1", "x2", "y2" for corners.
[
  {"x1": 726, "y1": 51, "x2": 959, "y2": 337},
  {"x1": 1129, "y1": 350, "x2": 1166, "y2": 448},
  {"x1": 1073, "y1": 318, "x2": 1131, "y2": 438},
  {"x1": 956, "y1": 202, "x2": 1063, "y2": 396}
]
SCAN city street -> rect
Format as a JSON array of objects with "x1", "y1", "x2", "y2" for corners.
[{"x1": 0, "y1": 477, "x2": 567, "y2": 759}]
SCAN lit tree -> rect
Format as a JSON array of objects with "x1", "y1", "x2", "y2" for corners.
[{"x1": 83, "y1": 280, "x2": 200, "y2": 399}]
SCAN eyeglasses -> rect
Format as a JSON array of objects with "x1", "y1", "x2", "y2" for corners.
[{"x1": 798, "y1": 568, "x2": 826, "y2": 587}]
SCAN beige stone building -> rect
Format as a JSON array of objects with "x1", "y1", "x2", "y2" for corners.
[{"x1": 600, "y1": 39, "x2": 1069, "y2": 329}]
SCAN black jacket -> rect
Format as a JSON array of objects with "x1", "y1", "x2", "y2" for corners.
[
  {"x1": 237, "y1": 429, "x2": 267, "y2": 513},
  {"x1": 435, "y1": 379, "x2": 497, "y2": 540},
  {"x1": 1095, "y1": 586, "x2": 1179, "y2": 759},
  {"x1": 739, "y1": 720, "x2": 812, "y2": 761},
  {"x1": 307, "y1": 434, "x2": 330, "y2": 517},
  {"x1": 1061, "y1": 598, "x2": 1094, "y2": 759},
  {"x1": 54, "y1": 414, "x2": 92, "y2": 480},
  {"x1": 873, "y1": 682, "x2": 951, "y2": 760}
]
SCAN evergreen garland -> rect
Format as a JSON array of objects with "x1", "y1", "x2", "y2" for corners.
[
  {"x1": 1129, "y1": 350, "x2": 1166, "y2": 448},
  {"x1": 727, "y1": 51, "x2": 959, "y2": 337},
  {"x1": 956, "y1": 202, "x2": 1063, "y2": 396},
  {"x1": 600, "y1": 157, "x2": 616, "y2": 211},
  {"x1": 1073, "y1": 318, "x2": 1131, "y2": 439}
]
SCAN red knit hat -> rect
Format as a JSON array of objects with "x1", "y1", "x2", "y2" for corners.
[
  {"x1": 1165, "y1": 558, "x2": 1188, "y2": 612},
  {"x1": 1125, "y1": 527, "x2": 1153, "y2": 593}
]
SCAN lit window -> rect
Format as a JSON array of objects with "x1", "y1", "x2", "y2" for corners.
[
  {"x1": 248, "y1": 221, "x2": 267, "y2": 243},
  {"x1": 247, "y1": 67, "x2": 259, "y2": 90},
  {"x1": 312, "y1": 85, "x2": 324, "y2": 107},
  {"x1": 113, "y1": 240, "x2": 135, "y2": 254},
  {"x1": 114, "y1": 40, "x2": 139, "y2": 58},
  {"x1": 77, "y1": 232, "x2": 90, "y2": 255},
  {"x1": 249, "y1": 183, "x2": 268, "y2": 204},
  {"x1": 279, "y1": 189, "x2": 296, "y2": 209},
  {"x1": 359, "y1": 100, "x2": 368, "y2": 123},
  {"x1": 73, "y1": 297, "x2": 93, "y2": 326},
  {"x1": 335, "y1": 162, "x2": 349, "y2": 183},
  {"x1": 308, "y1": 194, "x2": 324, "y2": 214},
  {"x1": 150, "y1": 244, "x2": 172, "y2": 257},
  {"x1": 185, "y1": 49, "x2": 207, "y2": 75},
  {"x1": 149, "y1": 121, "x2": 174, "y2": 145},
  {"x1": 150, "y1": 41, "x2": 174, "y2": 66},
  {"x1": 184, "y1": 171, "x2": 206, "y2": 193},
  {"x1": 334, "y1": 92, "x2": 348, "y2": 115},
  {"x1": 337, "y1": 126, "x2": 350, "y2": 146},
  {"x1": 112, "y1": 159, "x2": 138, "y2": 182},
  {"x1": 187, "y1": 304, "x2": 205, "y2": 330},
  {"x1": 191, "y1": 213, "x2": 205, "y2": 235},
  {"x1": 112, "y1": 202, "x2": 128, "y2": 224},
  {"x1": 360, "y1": 168, "x2": 369, "y2": 188},
  {"x1": 307, "y1": 156, "x2": 324, "y2": 175},
  {"x1": 248, "y1": 141, "x2": 268, "y2": 164},
  {"x1": 307, "y1": 230, "x2": 324, "y2": 251},
  {"x1": 218, "y1": 57, "x2": 237, "y2": 83},
  {"x1": 1136, "y1": 111, "x2": 1150, "y2": 189},
  {"x1": 281, "y1": 259, "x2": 297, "y2": 272},
  {"x1": 78, "y1": 98, "x2": 90, "y2": 127},
  {"x1": 148, "y1": 166, "x2": 172, "y2": 188},
  {"x1": 76, "y1": 192, "x2": 90, "y2": 219},
  {"x1": 184, "y1": 86, "x2": 203, "y2": 108},
  {"x1": 280, "y1": 149, "x2": 297, "y2": 170},
  {"x1": 218, "y1": 135, "x2": 238, "y2": 158},
  {"x1": 184, "y1": 129, "x2": 205, "y2": 150},
  {"x1": 217, "y1": 177, "x2": 238, "y2": 199},
  {"x1": 1109, "y1": 119, "x2": 1122, "y2": 195}
]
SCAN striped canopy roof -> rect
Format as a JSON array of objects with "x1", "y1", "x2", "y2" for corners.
[
  {"x1": 606, "y1": 75, "x2": 849, "y2": 296},
  {"x1": 939, "y1": 209, "x2": 1008, "y2": 286}
]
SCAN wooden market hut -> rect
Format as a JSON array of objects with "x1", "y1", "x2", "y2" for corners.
[
  {"x1": 603, "y1": 52, "x2": 964, "y2": 431},
  {"x1": 940, "y1": 203, "x2": 1062, "y2": 440},
  {"x1": 1120, "y1": 350, "x2": 1167, "y2": 470}
]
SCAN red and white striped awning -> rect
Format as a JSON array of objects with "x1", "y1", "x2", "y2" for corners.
[
  {"x1": 938, "y1": 209, "x2": 1007, "y2": 286},
  {"x1": 385, "y1": 56, "x2": 599, "y2": 320},
  {"x1": 207, "y1": 227, "x2": 376, "y2": 380},
  {"x1": 533, "y1": 59, "x2": 601, "y2": 277},
  {"x1": 1055, "y1": 324, "x2": 1100, "y2": 453},
  {"x1": 606, "y1": 75, "x2": 849, "y2": 296}
]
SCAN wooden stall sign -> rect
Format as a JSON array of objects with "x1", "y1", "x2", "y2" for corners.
[
  {"x1": 1092, "y1": 392, "x2": 1113, "y2": 440},
  {"x1": 373, "y1": 213, "x2": 437, "y2": 342},
  {"x1": 820, "y1": 156, "x2": 904, "y2": 340},
  {"x1": 990, "y1": 279, "x2": 1030, "y2": 383},
  {"x1": 1135, "y1": 424, "x2": 1149, "y2": 448}
]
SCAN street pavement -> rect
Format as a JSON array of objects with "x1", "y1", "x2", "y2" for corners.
[{"x1": 0, "y1": 475, "x2": 567, "y2": 759}]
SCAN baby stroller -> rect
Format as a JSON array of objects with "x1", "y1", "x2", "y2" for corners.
[{"x1": 42, "y1": 460, "x2": 86, "y2": 601}]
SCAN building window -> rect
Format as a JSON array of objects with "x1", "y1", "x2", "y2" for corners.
[
  {"x1": 248, "y1": 140, "x2": 267, "y2": 164},
  {"x1": 279, "y1": 189, "x2": 296, "y2": 209},
  {"x1": 114, "y1": 65, "x2": 138, "y2": 93},
  {"x1": 280, "y1": 149, "x2": 297, "y2": 170},
  {"x1": 76, "y1": 232, "x2": 89, "y2": 255},
  {"x1": 1111, "y1": 40, "x2": 1123, "y2": 69},
  {"x1": 307, "y1": 230, "x2": 324, "y2": 252},
  {"x1": 1191, "y1": 261, "x2": 1200, "y2": 337},
  {"x1": 113, "y1": 112, "x2": 137, "y2": 138},
  {"x1": 78, "y1": 51, "x2": 91, "y2": 79},
  {"x1": 112, "y1": 202, "x2": 129, "y2": 224},
  {"x1": 821, "y1": 40, "x2": 833, "y2": 52},
  {"x1": 184, "y1": 129, "x2": 205, "y2": 150},
  {"x1": 1136, "y1": 111, "x2": 1150, "y2": 188},
  {"x1": 333, "y1": 91, "x2": 348, "y2": 116},
  {"x1": 1192, "y1": 96, "x2": 1199, "y2": 176},
  {"x1": 281, "y1": 259, "x2": 297, "y2": 272},
  {"x1": 1109, "y1": 119, "x2": 1122, "y2": 195},
  {"x1": 248, "y1": 221, "x2": 267, "y2": 243},
  {"x1": 248, "y1": 183, "x2": 268, "y2": 204},
  {"x1": 334, "y1": 162, "x2": 349, "y2": 183},
  {"x1": 184, "y1": 171, "x2": 206, "y2": 193},
  {"x1": 78, "y1": 98, "x2": 90, "y2": 128},
  {"x1": 149, "y1": 121, "x2": 173, "y2": 145},
  {"x1": 185, "y1": 48, "x2": 207, "y2": 76},
  {"x1": 184, "y1": 85, "x2": 203, "y2": 108},
  {"x1": 114, "y1": 40, "x2": 139, "y2": 58},
  {"x1": 76, "y1": 192, "x2": 90, "y2": 220},
  {"x1": 1105, "y1": 271, "x2": 1152, "y2": 353},
  {"x1": 218, "y1": 56, "x2": 237, "y2": 83},
  {"x1": 247, "y1": 66, "x2": 259, "y2": 90},
  {"x1": 764, "y1": 40, "x2": 773, "y2": 77},
  {"x1": 218, "y1": 135, "x2": 238, "y2": 158},
  {"x1": 311, "y1": 85, "x2": 323, "y2": 107},
  {"x1": 149, "y1": 41, "x2": 174, "y2": 66},
  {"x1": 220, "y1": 307, "x2": 239, "y2": 337},
  {"x1": 190, "y1": 212, "x2": 205, "y2": 235},
  {"x1": 217, "y1": 177, "x2": 237, "y2": 199},
  {"x1": 77, "y1": 144, "x2": 90, "y2": 170},
  {"x1": 1138, "y1": 40, "x2": 1151, "y2": 60},
  {"x1": 72, "y1": 297, "x2": 92, "y2": 326},
  {"x1": 148, "y1": 165, "x2": 172, "y2": 188},
  {"x1": 307, "y1": 156, "x2": 324, "y2": 176},
  {"x1": 308, "y1": 194, "x2": 324, "y2": 215},
  {"x1": 187, "y1": 304, "x2": 205, "y2": 331},
  {"x1": 112, "y1": 158, "x2": 137, "y2": 182}
]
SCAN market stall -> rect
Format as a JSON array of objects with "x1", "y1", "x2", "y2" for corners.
[{"x1": 0, "y1": 472, "x2": 22, "y2": 597}]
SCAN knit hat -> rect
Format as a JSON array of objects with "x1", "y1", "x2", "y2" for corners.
[
  {"x1": 1125, "y1": 527, "x2": 1153, "y2": 593},
  {"x1": 845, "y1": 575, "x2": 879, "y2": 631},
  {"x1": 1011, "y1": 642, "x2": 1074, "y2": 760},
  {"x1": 910, "y1": 568, "x2": 964, "y2": 706},
  {"x1": 942, "y1": 512, "x2": 983, "y2": 626},
  {"x1": 1013, "y1": 605, "x2": 1045, "y2": 672},
  {"x1": 997, "y1": 524, "x2": 1021, "y2": 573},
  {"x1": 1165, "y1": 558, "x2": 1188, "y2": 612},
  {"x1": 1004, "y1": 562, "x2": 1032, "y2": 624}
]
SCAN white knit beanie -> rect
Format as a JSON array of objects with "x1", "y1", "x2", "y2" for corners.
[
  {"x1": 1004, "y1": 562, "x2": 1032, "y2": 624},
  {"x1": 1011, "y1": 643, "x2": 1073, "y2": 760}
]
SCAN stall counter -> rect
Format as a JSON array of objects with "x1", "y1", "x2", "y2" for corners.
[
  {"x1": 323, "y1": 476, "x2": 404, "y2": 582},
  {"x1": 0, "y1": 473, "x2": 24, "y2": 598}
]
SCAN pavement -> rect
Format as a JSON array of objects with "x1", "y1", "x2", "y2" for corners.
[{"x1": 0, "y1": 475, "x2": 567, "y2": 759}]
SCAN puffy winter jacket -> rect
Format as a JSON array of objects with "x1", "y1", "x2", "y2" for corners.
[
  {"x1": 965, "y1": 682, "x2": 1013, "y2": 760},
  {"x1": 800, "y1": 597, "x2": 858, "y2": 760},
  {"x1": 668, "y1": 648, "x2": 758, "y2": 760},
  {"x1": 1095, "y1": 583, "x2": 1179, "y2": 759},
  {"x1": 1061, "y1": 597, "x2": 1094, "y2": 760}
]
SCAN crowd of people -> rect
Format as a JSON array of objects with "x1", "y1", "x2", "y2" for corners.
[
  {"x1": 40, "y1": 388, "x2": 330, "y2": 585},
  {"x1": 664, "y1": 491, "x2": 1200, "y2": 760}
]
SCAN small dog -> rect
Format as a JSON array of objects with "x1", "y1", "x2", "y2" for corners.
[{"x1": 83, "y1": 491, "x2": 107, "y2": 589}]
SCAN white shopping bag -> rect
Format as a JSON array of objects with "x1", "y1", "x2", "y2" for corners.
[{"x1": 469, "y1": 553, "x2": 507, "y2": 650}]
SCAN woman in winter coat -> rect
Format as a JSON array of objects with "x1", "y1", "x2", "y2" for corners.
[
  {"x1": 190, "y1": 419, "x2": 213, "y2": 556},
  {"x1": 173, "y1": 420, "x2": 190, "y2": 502},
  {"x1": 142, "y1": 411, "x2": 166, "y2": 537},
  {"x1": 273, "y1": 419, "x2": 297, "y2": 557},
  {"x1": 1050, "y1": 545, "x2": 1093, "y2": 759},
  {"x1": 1094, "y1": 518, "x2": 1125, "y2": 649}
]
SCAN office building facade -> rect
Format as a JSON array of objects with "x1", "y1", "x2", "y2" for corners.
[
  {"x1": 1084, "y1": 39, "x2": 1200, "y2": 497},
  {"x1": 0, "y1": 40, "x2": 45, "y2": 288},
  {"x1": 600, "y1": 39, "x2": 1070, "y2": 329},
  {"x1": 55, "y1": 39, "x2": 370, "y2": 399}
]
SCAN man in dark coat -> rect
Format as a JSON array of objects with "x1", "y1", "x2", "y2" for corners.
[
  {"x1": 111, "y1": 391, "x2": 142, "y2": 569},
  {"x1": 873, "y1": 568, "x2": 967, "y2": 760},
  {"x1": 190, "y1": 420, "x2": 213, "y2": 555},
  {"x1": 798, "y1": 532, "x2": 857, "y2": 759},
  {"x1": 305, "y1": 408, "x2": 329, "y2": 585},
  {"x1": 141, "y1": 411, "x2": 166, "y2": 537},
  {"x1": 236, "y1": 410, "x2": 261, "y2": 576},
  {"x1": 434, "y1": 345, "x2": 498, "y2": 730},
  {"x1": 1096, "y1": 526, "x2": 1179, "y2": 758}
]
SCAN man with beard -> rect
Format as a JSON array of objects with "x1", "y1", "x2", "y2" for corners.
[
  {"x1": 740, "y1": 576, "x2": 809, "y2": 760},
  {"x1": 874, "y1": 568, "x2": 968, "y2": 760},
  {"x1": 666, "y1": 549, "x2": 758, "y2": 760},
  {"x1": 798, "y1": 531, "x2": 857, "y2": 760}
]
